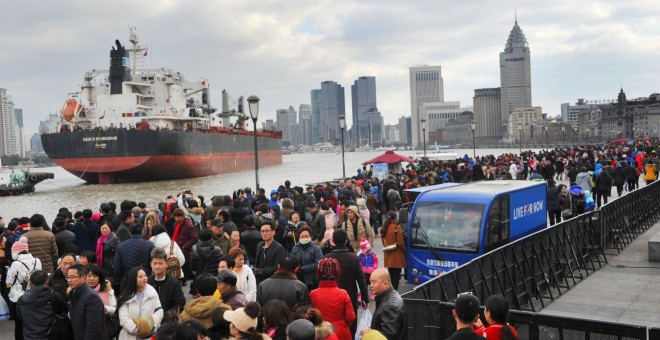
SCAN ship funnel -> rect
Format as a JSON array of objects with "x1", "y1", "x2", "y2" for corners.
[
  {"x1": 238, "y1": 96, "x2": 244, "y2": 114},
  {"x1": 109, "y1": 40, "x2": 130, "y2": 95}
]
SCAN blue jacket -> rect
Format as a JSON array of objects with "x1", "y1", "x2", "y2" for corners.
[
  {"x1": 113, "y1": 235, "x2": 154, "y2": 279},
  {"x1": 71, "y1": 220, "x2": 100, "y2": 253}
]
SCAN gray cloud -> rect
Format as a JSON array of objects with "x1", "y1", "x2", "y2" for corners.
[{"x1": 2, "y1": 1, "x2": 660, "y2": 135}]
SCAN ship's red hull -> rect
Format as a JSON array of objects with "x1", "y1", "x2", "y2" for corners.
[{"x1": 42, "y1": 129, "x2": 282, "y2": 184}]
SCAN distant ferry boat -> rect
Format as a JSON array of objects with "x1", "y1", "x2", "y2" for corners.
[{"x1": 41, "y1": 28, "x2": 282, "y2": 184}]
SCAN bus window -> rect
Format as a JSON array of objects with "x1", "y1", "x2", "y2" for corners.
[
  {"x1": 410, "y1": 201, "x2": 485, "y2": 253},
  {"x1": 485, "y1": 195, "x2": 510, "y2": 252}
]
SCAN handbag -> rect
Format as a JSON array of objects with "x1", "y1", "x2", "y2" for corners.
[
  {"x1": 383, "y1": 228, "x2": 399, "y2": 252},
  {"x1": 48, "y1": 312, "x2": 73, "y2": 340},
  {"x1": 167, "y1": 240, "x2": 182, "y2": 278},
  {"x1": 105, "y1": 313, "x2": 121, "y2": 338}
]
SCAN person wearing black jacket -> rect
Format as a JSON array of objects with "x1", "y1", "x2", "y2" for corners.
[
  {"x1": 148, "y1": 248, "x2": 185, "y2": 323},
  {"x1": 367, "y1": 268, "x2": 407, "y2": 340},
  {"x1": 240, "y1": 216, "x2": 262, "y2": 265},
  {"x1": 16, "y1": 270, "x2": 68, "y2": 340},
  {"x1": 67, "y1": 264, "x2": 108, "y2": 340},
  {"x1": 324, "y1": 228, "x2": 369, "y2": 337},
  {"x1": 546, "y1": 179, "x2": 561, "y2": 225},
  {"x1": 192, "y1": 229, "x2": 224, "y2": 277},
  {"x1": 254, "y1": 221, "x2": 286, "y2": 285},
  {"x1": 624, "y1": 161, "x2": 639, "y2": 191}
]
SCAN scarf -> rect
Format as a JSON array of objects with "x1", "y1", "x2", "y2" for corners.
[
  {"x1": 231, "y1": 239, "x2": 240, "y2": 249},
  {"x1": 173, "y1": 222, "x2": 183, "y2": 242},
  {"x1": 92, "y1": 283, "x2": 110, "y2": 307},
  {"x1": 96, "y1": 233, "x2": 110, "y2": 265}
]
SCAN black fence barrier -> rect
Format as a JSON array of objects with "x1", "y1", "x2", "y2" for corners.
[
  {"x1": 405, "y1": 300, "x2": 650, "y2": 340},
  {"x1": 403, "y1": 180, "x2": 660, "y2": 339}
]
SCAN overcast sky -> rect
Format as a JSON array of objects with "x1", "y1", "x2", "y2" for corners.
[{"x1": 3, "y1": 1, "x2": 660, "y2": 135}]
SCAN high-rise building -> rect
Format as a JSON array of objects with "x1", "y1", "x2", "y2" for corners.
[
  {"x1": 31, "y1": 133, "x2": 44, "y2": 155},
  {"x1": 410, "y1": 66, "x2": 444, "y2": 147},
  {"x1": 473, "y1": 88, "x2": 502, "y2": 144},
  {"x1": 398, "y1": 116, "x2": 410, "y2": 145},
  {"x1": 420, "y1": 101, "x2": 461, "y2": 135},
  {"x1": 299, "y1": 104, "x2": 312, "y2": 145},
  {"x1": 287, "y1": 106, "x2": 300, "y2": 145},
  {"x1": 320, "y1": 81, "x2": 345, "y2": 144},
  {"x1": 500, "y1": 19, "x2": 532, "y2": 137},
  {"x1": 351, "y1": 76, "x2": 378, "y2": 146},
  {"x1": 15, "y1": 108, "x2": 25, "y2": 157},
  {"x1": 0, "y1": 88, "x2": 19, "y2": 156},
  {"x1": 276, "y1": 109, "x2": 290, "y2": 145},
  {"x1": 561, "y1": 99, "x2": 601, "y2": 131},
  {"x1": 310, "y1": 89, "x2": 323, "y2": 144}
]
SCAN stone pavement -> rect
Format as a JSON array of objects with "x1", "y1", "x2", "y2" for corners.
[{"x1": 539, "y1": 220, "x2": 660, "y2": 328}]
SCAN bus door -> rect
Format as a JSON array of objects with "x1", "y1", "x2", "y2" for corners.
[{"x1": 484, "y1": 194, "x2": 511, "y2": 253}]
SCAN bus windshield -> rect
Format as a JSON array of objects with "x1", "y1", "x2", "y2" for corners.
[{"x1": 411, "y1": 201, "x2": 485, "y2": 253}]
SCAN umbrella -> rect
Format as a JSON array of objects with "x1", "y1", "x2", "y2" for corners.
[
  {"x1": 612, "y1": 137, "x2": 628, "y2": 143},
  {"x1": 639, "y1": 137, "x2": 650, "y2": 141},
  {"x1": 362, "y1": 150, "x2": 416, "y2": 165}
]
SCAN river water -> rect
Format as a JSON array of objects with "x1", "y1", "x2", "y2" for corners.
[{"x1": 1, "y1": 148, "x2": 537, "y2": 222}]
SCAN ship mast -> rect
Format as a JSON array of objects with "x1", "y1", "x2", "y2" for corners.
[{"x1": 128, "y1": 26, "x2": 147, "y2": 72}]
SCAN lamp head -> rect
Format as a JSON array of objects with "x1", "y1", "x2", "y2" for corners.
[
  {"x1": 247, "y1": 95, "x2": 260, "y2": 120},
  {"x1": 338, "y1": 115, "x2": 346, "y2": 129},
  {"x1": 470, "y1": 120, "x2": 475, "y2": 131},
  {"x1": 421, "y1": 119, "x2": 426, "y2": 130}
]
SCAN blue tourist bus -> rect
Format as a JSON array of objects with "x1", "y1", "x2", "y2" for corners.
[{"x1": 405, "y1": 180, "x2": 547, "y2": 284}]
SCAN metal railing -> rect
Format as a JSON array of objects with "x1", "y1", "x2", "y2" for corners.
[{"x1": 402, "y1": 180, "x2": 660, "y2": 339}]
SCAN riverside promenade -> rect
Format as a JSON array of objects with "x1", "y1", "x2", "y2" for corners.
[{"x1": 539, "y1": 219, "x2": 660, "y2": 328}]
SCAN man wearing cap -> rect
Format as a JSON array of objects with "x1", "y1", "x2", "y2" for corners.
[
  {"x1": 447, "y1": 293, "x2": 483, "y2": 340},
  {"x1": 286, "y1": 319, "x2": 316, "y2": 340},
  {"x1": 211, "y1": 219, "x2": 231, "y2": 255},
  {"x1": 217, "y1": 270, "x2": 247, "y2": 310},
  {"x1": 363, "y1": 268, "x2": 406, "y2": 340}
]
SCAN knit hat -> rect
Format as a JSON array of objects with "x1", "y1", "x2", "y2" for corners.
[
  {"x1": 316, "y1": 258, "x2": 341, "y2": 280},
  {"x1": 12, "y1": 236, "x2": 28, "y2": 255},
  {"x1": 454, "y1": 293, "x2": 480, "y2": 323},
  {"x1": 223, "y1": 302, "x2": 261, "y2": 333},
  {"x1": 360, "y1": 237, "x2": 371, "y2": 252},
  {"x1": 286, "y1": 319, "x2": 315, "y2": 340},
  {"x1": 91, "y1": 212, "x2": 101, "y2": 223},
  {"x1": 362, "y1": 329, "x2": 388, "y2": 340}
]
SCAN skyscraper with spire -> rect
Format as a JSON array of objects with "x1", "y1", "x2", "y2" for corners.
[{"x1": 500, "y1": 16, "x2": 532, "y2": 136}]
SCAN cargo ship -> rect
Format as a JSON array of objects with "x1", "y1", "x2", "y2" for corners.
[{"x1": 41, "y1": 28, "x2": 281, "y2": 184}]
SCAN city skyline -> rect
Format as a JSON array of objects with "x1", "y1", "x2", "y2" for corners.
[{"x1": 2, "y1": 1, "x2": 660, "y2": 135}]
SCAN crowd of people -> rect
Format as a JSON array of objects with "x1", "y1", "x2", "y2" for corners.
[{"x1": 2, "y1": 139, "x2": 660, "y2": 340}]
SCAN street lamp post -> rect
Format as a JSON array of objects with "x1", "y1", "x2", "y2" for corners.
[
  {"x1": 470, "y1": 120, "x2": 476, "y2": 159},
  {"x1": 574, "y1": 126, "x2": 578, "y2": 145},
  {"x1": 247, "y1": 95, "x2": 260, "y2": 193},
  {"x1": 421, "y1": 119, "x2": 427, "y2": 158},
  {"x1": 338, "y1": 115, "x2": 346, "y2": 178},
  {"x1": 561, "y1": 126, "x2": 565, "y2": 147},
  {"x1": 518, "y1": 123, "x2": 523, "y2": 154},
  {"x1": 544, "y1": 125, "x2": 548, "y2": 149}
]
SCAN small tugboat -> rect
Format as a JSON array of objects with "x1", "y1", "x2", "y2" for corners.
[{"x1": 0, "y1": 168, "x2": 54, "y2": 197}]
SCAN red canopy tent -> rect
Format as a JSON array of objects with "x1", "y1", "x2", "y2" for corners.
[
  {"x1": 612, "y1": 137, "x2": 628, "y2": 143},
  {"x1": 362, "y1": 150, "x2": 416, "y2": 165}
]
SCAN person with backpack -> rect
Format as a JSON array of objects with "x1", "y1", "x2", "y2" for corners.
[
  {"x1": 71, "y1": 209, "x2": 100, "y2": 253},
  {"x1": 342, "y1": 206, "x2": 374, "y2": 253},
  {"x1": 7, "y1": 236, "x2": 42, "y2": 323},
  {"x1": 16, "y1": 270, "x2": 69, "y2": 340},
  {"x1": 595, "y1": 167, "x2": 613, "y2": 208},
  {"x1": 149, "y1": 224, "x2": 185, "y2": 279},
  {"x1": 148, "y1": 248, "x2": 185, "y2": 324}
]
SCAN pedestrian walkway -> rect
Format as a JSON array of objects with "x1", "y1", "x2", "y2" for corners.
[{"x1": 539, "y1": 220, "x2": 660, "y2": 328}]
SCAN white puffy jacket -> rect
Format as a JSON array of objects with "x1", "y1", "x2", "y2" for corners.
[
  {"x1": 149, "y1": 233, "x2": 185, "y2": 278},
  {"x1": 7, "y1": 253, "x2": 41, "y2": 302}
]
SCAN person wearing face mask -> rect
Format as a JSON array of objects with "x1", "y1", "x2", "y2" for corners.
[
  {"x1": 292, "y1": 226, "x2": 323, "y2": 291},
  {"x1": 558, "y1": 184, "x2": 573, "y2": 221}
]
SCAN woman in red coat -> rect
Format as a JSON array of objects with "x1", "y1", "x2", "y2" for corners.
[{"x1": 310, "y1": 258, "x2": 356, "y2": 340}]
